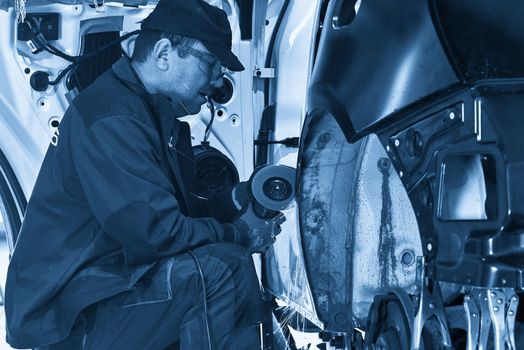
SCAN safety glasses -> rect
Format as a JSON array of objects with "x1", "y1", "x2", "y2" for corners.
[{"x1": 177, "y1": 45, "x2": 226, "y2": 82}]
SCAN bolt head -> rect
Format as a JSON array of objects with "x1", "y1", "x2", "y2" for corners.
[
  {"x1": 394, "y1": 139, "x2": 400, "y2": 147},
  {"x1": 449, "y1": 111, "x2": 456, "y2": 120},
  {"x1": 494, "y1": 306, "x2": 500, "y2": 312},
  {"x1": 509, "y1": 310, "x2": 515, "y2": 316}
]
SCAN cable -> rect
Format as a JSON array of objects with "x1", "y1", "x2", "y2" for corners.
[
  {"x1": 34, "y1": 29, "x2": 140, "y2": 64},
  {"x1": 77, "y1": 30, "x2": 139, "y2": 62},
  {"x1": 254, "y1": 136, "x2": 300, "y2": 148},
  {"x1": 25, "y1": 24, "x2": 140, "y2": 86},
  {"x1": 48, "y1": 64, "x2": 75, "y2": 85},
  {"x1": 42, "y1": 42, "x2": 78, "y2": 62},
  {"x1": 187, "y1": 250, "x2": 213, "y2": 350},
  {"x1": 203, "y1": 97, "x2": 216, "y2": 144}
]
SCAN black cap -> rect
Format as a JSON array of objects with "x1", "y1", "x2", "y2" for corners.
[{"x1": 141, "y1": 0, "x2": 244, "y2": 72}]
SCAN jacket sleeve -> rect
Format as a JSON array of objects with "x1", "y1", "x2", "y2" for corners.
[
  {"x1": 207, "y1": 189, "x2": 243, "y2": 222},
  {"x1": 190, "y1": 186, "x2": 241, "y2": 223},
  {"x1": 71, "y1": 114, "x2": 229, "y2": 265}
]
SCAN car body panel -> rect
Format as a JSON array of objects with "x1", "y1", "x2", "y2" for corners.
[
  {"x1": 298, "y1": 110, "x2": 421, "y2": 331},
  {"x1": 309, "y1": 0, "x2": 459, "y2": 142}
]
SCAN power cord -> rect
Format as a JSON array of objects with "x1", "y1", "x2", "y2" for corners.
[
  {"x1": 187, "y1": 250, "x2": 213, "y2": 350},
  {"x1": 254, "y1": 137, "x2": 300, "y2": 148}
]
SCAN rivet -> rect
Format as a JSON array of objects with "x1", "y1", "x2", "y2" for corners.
[
  {"x1": 472, "y1": 313, "x2": 478, "y2": 317},
  {"x1": 37, "y1": 97, "x2": 49, "y2": 110},
  {"x1": 394, "y1": 139, "x2": 400, "y2": 147},
  {"x1": 427, "y1": 243, "x2": 433, "y2": 251},
  {"x1": 449, "y1": 111, "x2": 456, "y2": 120},
  {"x1": 497, "y1": 299, "x2": 503, "y2": 304},
  {"x1": 429, "y1": 303, "x2": 435, "y2": 310},
  {"x1": 229, "y1": 114, "x2": 240, "y2": 127},
  {"x1": 509, "y1": 311, "x2": 515, "y2": 316},
  {"x1": 493, "y1": 306, "x2": 499, "y2": 312},
  {"x1": 386, "y1": 145, "x2": 391, "y2": 152}
]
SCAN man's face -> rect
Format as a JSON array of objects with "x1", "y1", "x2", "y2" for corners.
[{"x1": 162, "y1": 41, "x2": 225, "y2": 114}]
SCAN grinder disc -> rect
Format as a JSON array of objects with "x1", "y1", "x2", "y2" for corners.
[{"x1": 250, "y1": 165, "x2": 296, "y2": 211}]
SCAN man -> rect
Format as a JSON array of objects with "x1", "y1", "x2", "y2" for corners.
[{"x1": 5, "y1": 0, "x2": 284, "y2": 348}]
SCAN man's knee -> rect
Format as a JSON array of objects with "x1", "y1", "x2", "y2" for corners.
[
  {"x1": 191, "y1": 243, "x2": 263, "y2": 310},
  {"x1": 196, "y1": 242, "x2": 249, "y2": 259},
  {"x1": 196, "y1": 244, "x2": 265, "y2": 327},
  {"x1": 194, "y1": 243, "x2": 258, "y2": 290}
]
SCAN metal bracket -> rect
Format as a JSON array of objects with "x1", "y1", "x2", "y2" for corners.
[
  {"x1": 253, "y1": 67, "x2": 276, "y2": 79},
  {"x1": 507, "y1": 293, "x2": 519, "y2": 350},
  {"x1": 464, "y1": 293, "x2": 480, "y2": 350},
  {"x1": 488, "y1": 289, "x2": 508, "y2": 350},
  {"x1": 478, "y1": 290, "x2": 492, "y2": 350},
  {"x1": 411, "y1": 257, "x2": 452, "y2": 350}
]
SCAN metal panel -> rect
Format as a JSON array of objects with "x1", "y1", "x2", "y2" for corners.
[
  {"x1": 308, "y1": 0, "x2": 458, "y2": 141},
  {"x1": 297, "y1": 110, "x2": 421, "y2": 331}
]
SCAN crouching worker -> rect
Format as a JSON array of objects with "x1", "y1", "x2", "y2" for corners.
[{"x1": 5, "y1": 0, "x2": 285, "y2": 348}]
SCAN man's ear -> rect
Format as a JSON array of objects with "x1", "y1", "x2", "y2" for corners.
[{"x1": 152, "y1": 38, "x2": 172, "y2": 71}]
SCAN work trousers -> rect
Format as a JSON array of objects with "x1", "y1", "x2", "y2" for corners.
[{"x1": 43, "y1": 243, "x2": 265, "y2": 350}]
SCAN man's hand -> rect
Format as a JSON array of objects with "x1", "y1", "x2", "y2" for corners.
[{"x1": 232, "y1": 203, "x2": 286, "y2": 253}]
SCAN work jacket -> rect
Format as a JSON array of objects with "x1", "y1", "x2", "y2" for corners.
[{"x1": 5, "y1": 57, "x2": 234, "y2": 348}]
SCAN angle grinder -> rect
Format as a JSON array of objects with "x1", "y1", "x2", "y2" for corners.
[{"x1": 249, "y1": 165, "x2": 296, "y2": 218}]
